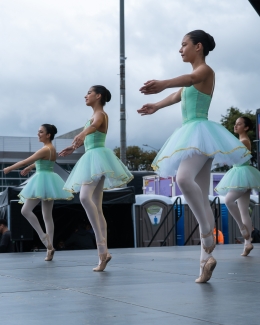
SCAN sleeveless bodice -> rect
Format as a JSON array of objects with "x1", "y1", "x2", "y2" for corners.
[
  {"x1": 84, "y1": 120, "x2": 106, "y2": 151},
  {"x1": 233, "y1": 160, "x2": 250, "y2": 168},
  {"x1": 181, "y1": 86, "x2": 212, "y2": 124},
  {"x1": 35, "y1": 160, "x2": 54, "y2": 172}
]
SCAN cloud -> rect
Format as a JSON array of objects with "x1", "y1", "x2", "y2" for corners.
[{"x1": 0, "y1": 0, "x2": 260, "y2": 152}]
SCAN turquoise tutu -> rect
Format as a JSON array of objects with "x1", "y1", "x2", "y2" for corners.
[
  {"x1": 152, "y1": 86, "x2": 251, "y2": 177},
  {"x1": 215, "y1": 161, "x2": 260, "y2": 195},
  {"x1": 18, "y1": 160, "x2": 74, "y2": 204},
  {"x1": 63, "y1": 121, "x2": 133, "y2": 193}
]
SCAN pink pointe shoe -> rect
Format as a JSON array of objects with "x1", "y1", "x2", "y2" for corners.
[
  {"x1": 241, "y1": 243, "x2": 254, "y2": 256},
  {"x1": 93, "y1": 253, "x2": 107, "y2": 272},
  {"x1": 195, "y1": 257, "x2": 217, "y2": 283}
]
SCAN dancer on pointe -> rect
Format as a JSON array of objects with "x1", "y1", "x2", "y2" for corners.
[
  {"x1": 215, "y1": 117, "x2": 260, "y2": 256},
  {"x1": 59, "y1": 85, "x2": 133, "y2": 272},
  {"x1": 4, "y1": 124, "x2": 73, "y2": 261},
  {"x1": 138, "y1": 30, "x2": 251, "y2": 283}
]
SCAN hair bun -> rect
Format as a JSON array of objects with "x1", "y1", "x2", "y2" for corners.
[
  {"x1": 51, "y1": 125, "x2": 58, "y2": 134},
  {"x1": 105, "y1": 89, "x2": 111, "y2": 103},
  {"x1": 206, "y1": 33, "x2": 215, "y2": 51}
]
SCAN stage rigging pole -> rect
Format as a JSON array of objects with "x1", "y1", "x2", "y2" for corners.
[{"x1": 120, "y1": 0, "x2": 126, "y2": 164}]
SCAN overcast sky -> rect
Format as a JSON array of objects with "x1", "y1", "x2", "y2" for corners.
[{"x1": 1, "y1": 0, "x2": 260, "y2": 151}]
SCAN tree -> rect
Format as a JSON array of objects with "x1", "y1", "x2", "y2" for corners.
[
  {"x1": 214, "y1": 107, "x2": 256, "y2": 171},
  {"x1": 114, "y1": 146, "x2": 157, "y2": 171}
]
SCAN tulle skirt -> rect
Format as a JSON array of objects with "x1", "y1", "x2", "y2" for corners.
[
  {"x1": 215, "y1": 164, "x2": 260, "y2": 195},
  {"x1": 152, "y1": 119, "x2": 251, "y2": 177},
  {"x1": 63, "y1": 147, "x2": 133, "y2": 192},
  {"x1": 18, "y1": 171, "x2": 74, "y2": 204}
]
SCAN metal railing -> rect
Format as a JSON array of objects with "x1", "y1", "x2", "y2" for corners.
[{"x1": 147, "y1": 196, "x2": 182, "y2": 247}]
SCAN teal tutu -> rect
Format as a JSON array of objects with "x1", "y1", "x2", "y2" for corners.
[
  {"x1": 215, "y1": 163, "x2": 260, "y2": 195},
  {"x1": 152, "y1": 119, "x2": 251, "y2": 177},
  {"x1": 18, "y1": 171, "x2": 74, "y2": 204},
  {"x1": 63, "y1": 147, "x2": 134, "y2": 192}
]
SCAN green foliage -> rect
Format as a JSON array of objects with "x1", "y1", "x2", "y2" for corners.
[
  {"x1": 214, "y1": 107, "x2": 256, "y2": 171},
  {"x1": 114, "y1": 146, "x2": 157, "y2": 171}
]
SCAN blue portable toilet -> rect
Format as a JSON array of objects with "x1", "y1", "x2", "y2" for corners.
[{"x1": 171, "y1": 195, "x2": 186, "y2": 246}]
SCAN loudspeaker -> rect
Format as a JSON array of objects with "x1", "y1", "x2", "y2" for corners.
[{"x1": 9, "y1": 200, "x2": 34, "y2": 241}]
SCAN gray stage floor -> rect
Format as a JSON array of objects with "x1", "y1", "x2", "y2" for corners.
[{"x1": 0, "y1": 244, "x2": 260, "y2": 325}]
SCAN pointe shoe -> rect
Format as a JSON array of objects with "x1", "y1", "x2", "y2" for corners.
[
  {"x1": 201, "y1": 230, "x2": 216, "y2": 254},
  {"x1": 93, "y1": 253, "x2": 107, "y2": 272},
  {"x1": 241, "y1": 243, "x2": 254, "y2": 256},
  {"x1": 195, "y1": 257, "x2": 217, "y2": 283},
  {"x1": 45, "y1": 248, "x2": 55, "y2": 261},
  {"x1": 106, "y1": 252, "x2": 112, "y2": 264},
  {"x1": 41, "y1": 234, "x2": 53, "y2": 250},
  {"x1": 240, "y1": 224, "x2": 250, "y2": 240}
]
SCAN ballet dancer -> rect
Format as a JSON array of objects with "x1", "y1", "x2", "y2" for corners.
[
  {"x1": 59, "y1": 85, "x2": 133, "y2": 272},
  {"x1": 4, "y1": 124, "x2": 73, "y2": 261},
  {"x1": 138, "y1": 30, "x2": 251, "y2": 283},
  {"x1": 215, "y1": 117, "x2": 260, "y2": 256}
]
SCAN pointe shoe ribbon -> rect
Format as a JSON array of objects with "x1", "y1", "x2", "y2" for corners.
[
  {"x1": 201, "y1": 230, "x2": 216, "y2": 254},
  {"x1": 195, "y1": 257, "x2": 217, "y2": 283},
  {"x1": 240, "y1": 224, "x2": 250, "y2": 240},
  {"x1": 106, "y1": 252, "x2": 112, "y2": 264},
  {"x1": 41, "y1": 234, "x2": 54, "y2": 250}
]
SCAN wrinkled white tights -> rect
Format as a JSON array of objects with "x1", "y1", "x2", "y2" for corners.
[
  {"x1": 80, "y1": 177, "x2": 107, "y2": 256},
  {"x1": 21, "y1": 199, "x2": 54, "y2": 246},
  {"x1": 225, "y1": 190, "x2": 252, "y2": 245},
  {"x1": 176, "y1": 155, "x2": 215, "y2": 274}
]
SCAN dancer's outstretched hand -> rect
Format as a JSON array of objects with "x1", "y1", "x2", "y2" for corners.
[
  {"x1": 72, "y1": 132, "x2": 85, "y2": 149},
  {"x1": 139, "y1": 80, "x2": 166, "y2": 94},
  {"x1": 59, "y1": 146, "x2": 75, "y2": 157},
  {"x1": 137, "y1": 103, "x2": 158, "y2": 116},
  {"x1": 3, "y1": 167, "x2": 11, "y2": 175},
  {"x1": 20, "y1": 166, "x2": 31, "y2": 176}
]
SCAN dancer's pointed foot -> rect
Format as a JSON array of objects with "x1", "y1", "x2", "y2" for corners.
[
  {"x1": 45, "y1": 248, "x2": 55, "y2": 261},
  {"x1": 195, "y1": 257, "x2": 217, "y2": 283},
  {"x1": 241, "y1": 243, "x2": 253, "y2": 256},
  {"x1": 201, "y1": 230, "x2": 216, "y2": 254},
  {"x1": 93, "y1": 253, "x2": 107, "y2": 272},
  {"x1": 240, "y1": 224, "x2": 250, "y2": 240},
  {"x1": 41, "y1": 234, "x2": 53, "y2": 250}
]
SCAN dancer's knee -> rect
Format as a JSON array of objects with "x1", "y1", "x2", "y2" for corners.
[
  {"x1": 21, "y1": 205, "x2": 29, "y2": 218},
  {"x1": 176, "y1": 174, "x2": 190, "y2": 193},
  {"x1": 225, "y1": 195, "x2": 234, "y2": 208}
]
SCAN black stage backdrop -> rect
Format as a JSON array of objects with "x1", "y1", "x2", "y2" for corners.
[{"x1": 0, "y1": 183, "x2": 136, "y2": 251}]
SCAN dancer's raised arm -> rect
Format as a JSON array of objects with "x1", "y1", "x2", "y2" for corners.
[
  {"x1": 137, "y1": 88, "x2": 182, "y2": 116},
  {"x1": 139, "y1": 64, "x2": 212, "y2": 95},
  {"x1": 4, "y1": 147, "x2": 51, "y2": 174},
  {"x1": 72, "y1": 111, "x2": 106, "y2": 149}
]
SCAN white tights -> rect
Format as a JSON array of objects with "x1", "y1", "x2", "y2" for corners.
[
  {"x1": 176, "y1": 155, "x2": 215, "y2": 271},
  {"x1": 21, "y1": 199, "x2": 54, "y2": 246},
  {"x1": 225, "y1": 190, "x2": 252, "y2": 245},
  {"x1": 80, "y1": 177, "x2": 107, "y2": 256}
]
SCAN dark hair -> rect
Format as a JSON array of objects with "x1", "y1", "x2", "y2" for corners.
[
  {"x1": 0, "y1": 219, "x2": 7, "y2": 227},
  {"x1": 41, "y1": 124, "x2": 57, "y2": 140},
  {"x1": 241, "y1": 116, "x2": 253, "y2": 132},
  {"x1": 92, "y1": 85, "x2": 111, "y2": 106},
  {"x1": 186, "y1": 30, "x2": 215, "y2": 56}
]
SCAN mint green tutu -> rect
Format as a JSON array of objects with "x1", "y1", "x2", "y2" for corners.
[
  {"x1": 63, "y1": 121, "x2": 133, "y2": 192},
  {"x1": 152, "y1": 86, "x2": 251, "y2": 177},
  {"x1": 18, "y1": 160, "x2": 74, "y2": 204},
  {"x1": 214, "y1": 161, "x2": 260, "y2": 195}
]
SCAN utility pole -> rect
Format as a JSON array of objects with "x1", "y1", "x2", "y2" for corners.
[{"x1": 120, "y1": 0, "x2": 126, "y2": 164}]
